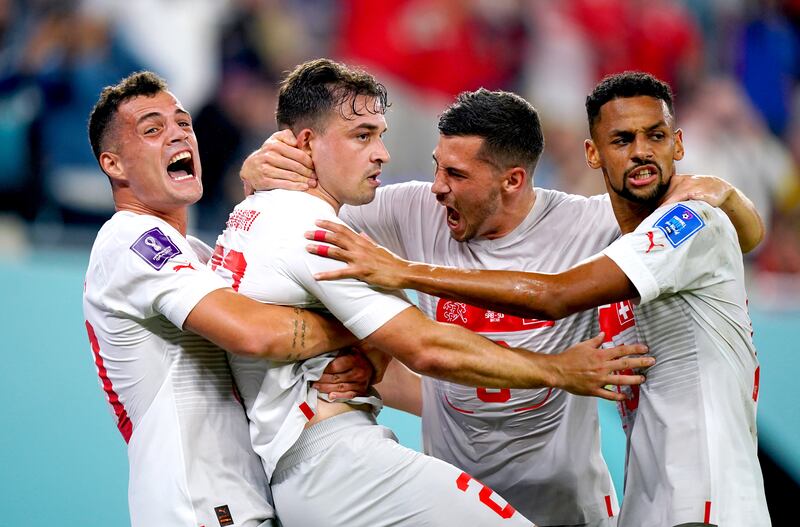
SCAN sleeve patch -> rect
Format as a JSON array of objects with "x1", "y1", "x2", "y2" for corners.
[
  {"x1": 653, "y1": 204, "x2": 705, "y2": 247},
  {"x1": 130, "y1": 227, "x2": 182, "y2": 270}
]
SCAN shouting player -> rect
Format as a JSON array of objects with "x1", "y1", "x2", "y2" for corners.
[
  {"x1": 305, "y1": 73, "x2": 770, "y2": 526},
  {"x1": 212, "y1": 58, "x2": 654, "y2": 527},
  {"x1": 82, "y1": 71, "x2": 372, "y2": 527},
  {"x1": 247, "y1": 83, "x2": 763, "y2": 525}
]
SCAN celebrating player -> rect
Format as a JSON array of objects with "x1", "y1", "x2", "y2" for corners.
[
  {"x1": 212, "y1": 58, "x2": 657, "y2": 527},
  {"x1": 304, "y1": 73, "x2": 771, "y2": 526},
  {"x1": 246, "y1": 82, "x2": 763, "y2": 525},
  {"x1": 82, "y1": 71, "x2": 375, "y2": 527}
]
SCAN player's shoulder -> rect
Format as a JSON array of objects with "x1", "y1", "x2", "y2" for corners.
[
  {"x1": 536, "y1": 187, "x2": 611, "y2": 212},
  {"x1": 534, "y1": 188, "x2": 616, "y2": 230},
  {"x1": 249, "y1": 190, "x2": 337, "y2": 218},
  {"x1": 643, "y1": 200, "x2": 728, "y2": 248},
  {"x1": 379, "y1": 180, "x2": 431, "y2": 194},
  {"x1": 91, "y1": 211, "x2": 189, "y2": 271},
  {"x1": 94, "y1": 211, "x2": 181, "y2": 251},
  {"x1": 374, "y1": 180, "x2": 435, "y2": 206}
]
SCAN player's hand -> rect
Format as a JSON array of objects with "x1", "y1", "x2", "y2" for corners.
[
  {"x1": 313, "y1": 349, "x2": 374, "y2": 400},
  {"x1": 305, "y1": 219, "x2": 410, "y2": 289},
  {"x1": 239, "y1": 129, "x2": 318, "y2": 193},
  {"x1": 662, "y1": 174, "x2": 732, "y2": 207},
  {"x1": 550, "y1": 333, "x2": 653, "y2": 402}
]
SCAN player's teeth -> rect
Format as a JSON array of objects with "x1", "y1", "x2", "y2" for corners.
[{"x1": 169, "y1": 152, "x2": 191, "y2": 165}]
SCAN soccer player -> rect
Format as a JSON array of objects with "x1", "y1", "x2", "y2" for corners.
[
  {"x1": 212, "y1": 58, "x2": 654, "y2": 527},
  {"x1": 82, "y1": 71, "x2": 373, "y2": 527},
  {"x1": 305, "y1": 73, "x2": 771, "y2": 526},
  {"x1": 246, "y1": 87, "x2": 763, "y2": 526}
]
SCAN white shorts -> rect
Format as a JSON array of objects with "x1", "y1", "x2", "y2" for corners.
[{"x1": 271, "y1": 411, "x2": 536, "y2": 526}]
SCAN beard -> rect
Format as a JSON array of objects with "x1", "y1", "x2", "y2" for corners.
[{"x1": 611, "y1": 162, "x2": 670, "y2": 205}]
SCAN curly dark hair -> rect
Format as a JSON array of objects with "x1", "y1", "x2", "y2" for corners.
[{"x1": 586, "y1": 71, "x2": 675, "y2": 133}]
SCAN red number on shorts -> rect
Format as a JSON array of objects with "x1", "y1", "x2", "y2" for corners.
[
  {"x1": 455, "y1": 472, "x2": 516, "y2": 519},
  {"x1": 210, "y1": 244, "x2": 248, "y2": 291},
  {"x1": 476, "y1": 340, "x2": 511, "y2": 403}
]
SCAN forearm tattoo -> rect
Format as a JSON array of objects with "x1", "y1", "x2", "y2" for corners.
[{"x1": 291, "y1": 308, "x2": 308, "y2": 351}]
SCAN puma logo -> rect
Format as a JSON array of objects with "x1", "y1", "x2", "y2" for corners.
[
  {"x1": 646, "y1": 231, "x2": 664, "y2": 253},
  {"x1": 172, "y1": 263, "x2": 196, "y2": 272}
]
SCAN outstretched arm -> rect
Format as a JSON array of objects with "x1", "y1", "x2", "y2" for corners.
[
  {"x1": 664, "y1": 174, "x2": 764, "y2": 253},
  {"x1": 365, "y1": 306, "x2": 652, "y2": 402},
  {"x1": 305, "y1": 220, "x2": 639, "y2": 321},
  {"x1": 185, "y1": 288, "x2": 357, "y2": 360}
]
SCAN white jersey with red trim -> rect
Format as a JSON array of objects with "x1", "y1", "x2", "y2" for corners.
[
  {"x1": 82, "y1": 211, "x2": 274, "y2": 527},
  {"x1": 341, "y1": 182, "x2": 622, "y2": 526},
  {"x1": 602, "y1": 200, "x2": 769, "y2": 527},
  {"x1": 211, "y1": 190, "x2": 410, "y2": 480}
]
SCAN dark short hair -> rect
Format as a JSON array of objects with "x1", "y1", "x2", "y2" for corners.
[
  {"x1": 586, "y1": 71, "x2": 675, "y2": 132},
  {"x1": 88, "y1": 71, "x2": 168, "y2": 162},
  {"x1": 276, "y1": 58, "x2": 389, "y2": 132},
  {"x1": 437, "y1": 88, "x2": 544, "y2": 174}
]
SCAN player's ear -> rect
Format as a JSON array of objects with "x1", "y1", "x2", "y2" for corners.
[
  {"x1": 296, "y1": 129, "x2": 314, "y2": 156},
  {"x1": 100, "y1": 151, "x2": 129, "y2": 186},
  {"x1": 585, "y1": 139, "x2": 602, "y2": 170},
  {"x1": 673, "y1": 129, "x2": 685, "y2": 161},
  {"x1": 501, "y1": 166, "x2": 528, "y2": 193}
]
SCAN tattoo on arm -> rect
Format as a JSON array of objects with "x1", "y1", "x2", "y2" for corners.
[{"x1": 291, "y1": 308, "x2": 301, "y2": 350}]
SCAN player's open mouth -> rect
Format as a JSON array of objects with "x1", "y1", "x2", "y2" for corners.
[
  {"x1": 446, "y1": 206, "x2": 461, "y2": 229},
  {"x1": 367, "y1": 172, "x2": 381, "y2": 186},
  {"x1": 627, "y1": 165, "x2": 658, "y2": 188},
  {"x1": 166, "y1": 151, "x2": 195, "y2": 181}
]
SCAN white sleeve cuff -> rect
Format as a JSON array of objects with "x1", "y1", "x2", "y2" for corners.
[
  {"x1": 603, "y1": 239, "x2": 661, "y2": 305},
  {"x1": 161, "y1": 272, "x2": 231, "y2": 330}
]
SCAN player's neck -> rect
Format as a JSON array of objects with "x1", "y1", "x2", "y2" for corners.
[
  {"x1": 114, "y1": 192, "x2": 189, "y2": 235},
  {"x1": 482, "y1": 186, "x2": 536, "y2": 240},
  {"x1": 607, "y1": 192, "x2": 654, "y2": 234},
  {"x1": 306, "y1": 186, "x2": 341, "y2": 214}
]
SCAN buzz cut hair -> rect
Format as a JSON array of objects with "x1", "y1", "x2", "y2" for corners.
[
  {"x1": 437, "y1": 88, "x2": 544, "y2": 174},
  {"x1": 586, "y1": 71, "x2": 675, "y2": 133},
  {"x1": 88, "y1": 71, "x2": 168, "y2": 163},
  {"x1": 276, "y1": 58, "x2": 389, "y2": 133}
]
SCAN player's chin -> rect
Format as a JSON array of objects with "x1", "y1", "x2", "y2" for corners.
[
  {"x1": 446, "y1": 224, "x2": 469, "y2": 242},
  {"x1": 354, "y1": 188, "x2": 377, "y2": 205}
]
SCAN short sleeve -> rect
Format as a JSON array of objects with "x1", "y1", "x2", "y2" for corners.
[
  {"x1": 102, "y1": 219, "x2": 230, "y2": 329},
  {"x1": 281, "y1": 226, "x2": 412, "y2": 339},
  {"x1": 602, "y1": 201, "x2": 736, "y2": 305}
]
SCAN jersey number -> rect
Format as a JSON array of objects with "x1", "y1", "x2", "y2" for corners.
[
  {"x1": 210, "y1": 244, "x2": 248, "y2": 291},
  {"x1": 456, "y1": 472, "x2": 516, "y2": 519}
]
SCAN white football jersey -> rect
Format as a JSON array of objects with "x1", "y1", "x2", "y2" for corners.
[
  {"x1": 603, "y1": 200, "x2": 769, "y2": 526},
  {"x1": 211, "y1": 190, "x2": 410, "y2": 480},
  {"x1": 341, "y1": 182, "x2": 622, "y2": 525},
  {"x1": 83, "y1": 211, "x2": 274, "y2": 527}
]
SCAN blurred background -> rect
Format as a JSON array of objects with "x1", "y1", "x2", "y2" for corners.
[{"x1": 1, "y1": 0, "x2": 798, "y2": 524}]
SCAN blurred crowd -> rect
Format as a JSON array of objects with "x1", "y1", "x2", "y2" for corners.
[{"x1": 1, "y1": 0, "x2": 799, "y2": 278}]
